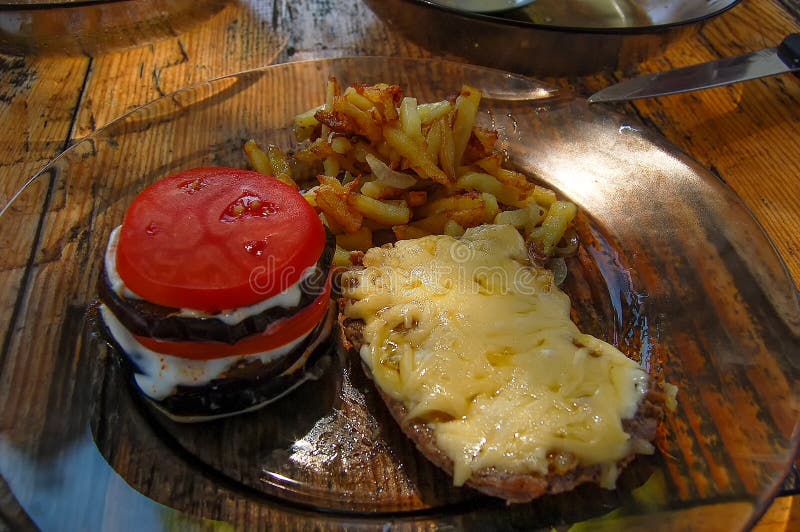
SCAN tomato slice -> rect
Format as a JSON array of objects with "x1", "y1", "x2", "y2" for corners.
[
  {"x1": 116, "y1": 168, "x2": 325, "y2": 311},
  {"x1": 134, "y1": 281, "x2": 331, "y2": 359}
]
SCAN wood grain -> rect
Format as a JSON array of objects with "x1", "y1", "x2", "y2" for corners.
[
  {"x1": 71, "y1": 0, "x2": 433, "y2": 140},
  {"x1": 0, "y1": 55, "x2": 87, "y2": 206},
  {"x1": 625, "y1": 0, "x2": 800, "y2": 287},
  {"x1": 0, "y1": 0, "x2": 798, "y2": 530}
]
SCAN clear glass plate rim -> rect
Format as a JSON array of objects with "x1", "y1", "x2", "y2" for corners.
[{"x1": 1, "y1": 54, "x2": 797, "y2": 528}]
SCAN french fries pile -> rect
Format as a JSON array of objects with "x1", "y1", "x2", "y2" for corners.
[{"x1": 244, "y1": 78, "x2": 578, "y2": 271}]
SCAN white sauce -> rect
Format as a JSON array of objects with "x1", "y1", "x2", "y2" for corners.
[
  {"x1": 100, "y1": 304, "x2": 330, "y2": 400},
  {"x1": 105, "y1": 225, "x2": 316, "y2": 324},
  {"x1": 105, "y1": 226, "x2": 140, "y2": 299}
]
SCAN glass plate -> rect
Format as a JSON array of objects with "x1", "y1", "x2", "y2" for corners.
[{"x1": 0, "y1": 57, "x2": 797, "y2": 531}]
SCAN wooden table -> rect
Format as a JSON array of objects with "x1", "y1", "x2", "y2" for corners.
[{"x1": 0, "y1": 0, "x2": 797, "y2": 530}]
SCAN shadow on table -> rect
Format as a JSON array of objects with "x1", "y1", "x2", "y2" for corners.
[{"x1": 0, "y1": 0, "x2": 228, "y2": 56}]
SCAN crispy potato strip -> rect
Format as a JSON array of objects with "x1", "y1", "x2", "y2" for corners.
[
  {"x1": 244, "y1": 78, "x2": 578, "y2": 271},
  {"x1": 244, "y1": 139, "x2": 298, "y2": 188}
]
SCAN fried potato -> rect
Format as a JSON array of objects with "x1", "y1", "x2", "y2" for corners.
[
  {"x1": 245, "y1": 140, "x2": 298, "y2": 188},
  {"x1": 355, "y1": 83, "x2": 402, "y2": 121},
  {"x1": 348, "y1": 194, "x2": 411, "y2": 226},
  {"x1": 399, "y1": 97, "x2": 423, "y2": 143},
  {"x1": 410, "y1": 213, "x2": 448, "y2": 234},
  {"x1": 494, "y1": 207, "x2": 530, "y2": 229},
  {"x1": 247, "y1": 78, "x2": 578, "y2": 273},
  {"x1": 463, "y1": 127, "x2": 499, "y2": 163},
  {"x1": 267, "y1": 145, "x2": 297, "y2": 186},
  {"x1": 344, "y1": 86, "x2": 374, "y2": 111},
  {"x1": 383, "y1": 125, "x2": 450, "y2": 184},
  {"x1": 316, "y1": 184, "x2": 363, "y2": 233},
  {"x1": 302, "y1": 186, "x2": 319, "y2": 208},
  {"x1": 475, "y1": 155, "x2": 532, "y2": 194},
  {"x1": 323, "y1": 156, "x2": 340, "y2": 178},
  {"x1": 425, "y1": 119, "x2": 443, "y2": 163},
  {"x1": 480, "y1": 192, "x2": 500, "y2": 223},
  {"x1": 243, "y1": 139, "x2": 272, "y2": 176},
  {"x1": 494, "y1": 168, "x2": 534, "y2": 194},
  {"x1": 361, "y1": 180, "x2": 404, "y2": 200},
  {"x1": 392, "y1": 224, "x2": 430, "y2": 240},
  {"x1": 302, "y1": 137, "x2": 336, "y2": 160},
  {"x1": 444, "y1": 219, "x2": 466, "y2": 237},
  {"x1": 528, "y1": 200, "x2": 578, "y2": 258},
  {"x1": 437, "y1": 116, "x2": 457, "y2": 180},
  {"x1": 293, "y1": 105, "x2": 322, "y2": 142},
  {"x1": 330, "y1": 136, "x2": 352, "y2": 155},
  {"x1": 471, "y1": 127, "x2": 498, "y2": 154},
  {"x1": 415, "y1": 193, "x2": 484, "y2": 218},
  {"x1": 417, "y1": 101, "x2": 453, "y2": 125},
  {"x1": 325, "y1": 77, "x2": 340, "y2": 107},
  {"x1": 351, "y1": 140, "x2": 377, "y2": 163},
  {"x1": 333, "y1": 245, "x2": 354, "y2": 267},
  {"x1": 456, "y1": 172, "x2": 520, "y2": 205},
  {"x1": 336, "y1": 226, "x2": 373, "y2": 251},
  {"x1": 531, "y1": 185, "x2": 557, "y2": 207},
  {"x1": 406, "y1": 190, "x2": 427, "y2": 207},
  {"x1": 320, "y1": 77, "x2": 340, "y2": 139},
  {"x1": 447, "y1": 207, "x2": 487, "y2": 229},
  {"x1": 317, "y1": 174, "x2": 346, "y2": 194},
  {"x1": 452, "y1": 85, "x2": 481, "y2": 166},
  {"x1": 494, "y1": 203, "x2": 544, "y2": 234},
  {"x1": 329, "y1": 97, "x2": 382, "y2": 143},
  {"x1": 319, "y1": 212, "x2": 344, "y2": 234}
]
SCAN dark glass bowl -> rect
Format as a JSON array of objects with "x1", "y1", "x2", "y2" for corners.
[{"x1": 366, "y1": 0, "x2": 742, "y2": 75}]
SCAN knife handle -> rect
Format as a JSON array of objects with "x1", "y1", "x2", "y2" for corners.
[{"x1": 778, "y1": 33, "x2": 800, "y2": 76}]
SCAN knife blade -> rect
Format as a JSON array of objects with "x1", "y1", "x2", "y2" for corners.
[{"x1": 588, "y1": 33, "x2": 800, "y2": 103}]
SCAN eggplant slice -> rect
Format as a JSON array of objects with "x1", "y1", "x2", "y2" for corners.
[
  {"x1": 98, "y1": 305, "x2": 335, "y2": 421},
  {"x1": 99, "y1": 231, "x2": 335, "y2": 344}
]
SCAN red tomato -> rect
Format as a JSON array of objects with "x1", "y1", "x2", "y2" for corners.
[
  {"x1": 134, "y1": 281, "x2": 331, "y2": 359},
  {"x1": 116, "y1": 168, "x2": 325, "y2": 311}
]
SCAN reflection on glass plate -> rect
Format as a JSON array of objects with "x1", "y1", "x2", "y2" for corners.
[{"x1": 0, "y1": 57, "x2": 797, "y2": 531}]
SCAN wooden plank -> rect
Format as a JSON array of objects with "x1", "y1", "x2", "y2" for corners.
[
  {"x1": 754, "y1": 495, "x2": 800, "y2": 532},
  {"x1": 0, "y1": 55, "x2": 88, "y2": 207},
  {"x1": 72, "y1": 0, "x2": 434, "y2": 140},
  {"x1": 779, "y1": 0, "x2": 800, "y2": 18},
  {"x1": 0, "y1": 0, "x2": 797, "y2": 529},
  {"x1": 544, "y1": 0, "x2": 800, "y2": 287},
  {"x1": 0, "y1": 54, "x2": 87, "y2": 373},
  {"x1": 608, "y1": 0, "x2": 800, "y2": 285}
]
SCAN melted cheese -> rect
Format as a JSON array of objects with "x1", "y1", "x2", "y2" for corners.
[{"x1": 342, "y1": 224, "x2": 649, "y2": 486}]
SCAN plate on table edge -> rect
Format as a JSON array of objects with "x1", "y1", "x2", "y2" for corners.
[{"x1": 0, "y1": 57, "x2": 797, "y2": 531}]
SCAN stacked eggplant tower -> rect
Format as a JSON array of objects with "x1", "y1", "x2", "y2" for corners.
[{"x1": 98, "y1": 167, "x2": 335, "y2": 422}]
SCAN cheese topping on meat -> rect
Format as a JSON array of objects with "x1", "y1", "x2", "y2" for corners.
[{"x1": 342, "y1": 224, "x2": 650, "y2": 486}]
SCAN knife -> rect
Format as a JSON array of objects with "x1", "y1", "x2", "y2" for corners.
[{"x1": 588, "y1": 33, "x2": 800, "y2": 103}]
